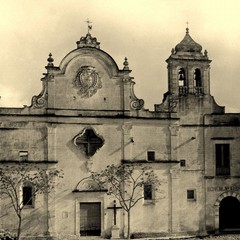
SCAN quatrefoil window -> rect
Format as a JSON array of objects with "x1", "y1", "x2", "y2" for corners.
[{"x1": 74, "y1": 128, "x2": 104, "y2": 158}]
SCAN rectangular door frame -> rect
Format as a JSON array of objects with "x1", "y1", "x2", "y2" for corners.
[{"x1": 80, "y1": 202, "x2": 101, "y2": 236}]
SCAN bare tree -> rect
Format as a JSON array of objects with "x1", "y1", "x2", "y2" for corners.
[
  {"x1": 91, "y1": 164, "x2": 161, "y2": 239},
  {"x1": 0, "y1": 163, "x2": 63, "y2": 240}
]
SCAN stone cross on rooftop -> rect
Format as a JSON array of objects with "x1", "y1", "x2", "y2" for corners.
[{"x1": 186, "y1": 21, "x2": 189, "y2": 33}]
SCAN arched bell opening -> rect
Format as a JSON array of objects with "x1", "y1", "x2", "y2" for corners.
[
  {"x1": 178, "y1": 68, "x2": 187, "y2": 96},
  {"x1": 193, "y1": 68, "x2": 203, "y2": 95}
]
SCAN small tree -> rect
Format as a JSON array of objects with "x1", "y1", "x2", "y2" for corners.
[
  {"x1": 91, "y1": 164, "x2": 161, "y2": 239},
  {"x1": 0, "y1": 163, "x2": 63, "y2": 240}
]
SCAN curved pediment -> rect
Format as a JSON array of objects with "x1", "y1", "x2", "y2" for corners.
[
  {"x1": 30, "y1": 33, "x2": 146, "y2": 114},
  {"x1": 59, "y1": 47, "x2": 119, "y2": 78}
]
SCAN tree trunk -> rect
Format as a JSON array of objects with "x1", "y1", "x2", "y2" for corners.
[
  {"x1": 17, "y1": 215, "x2": 22, "y2": 240},
  {"x1": 127, "y1": 210, "x2": 131, "y2": 239}
]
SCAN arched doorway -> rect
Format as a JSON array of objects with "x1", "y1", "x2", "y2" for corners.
[{"x1": 219, "y1": 196, "x2": 240, "y2": 231}]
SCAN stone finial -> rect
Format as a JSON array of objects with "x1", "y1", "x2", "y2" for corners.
[
  {"x1": 76, "y1": 19, "x2": 100, "y2": 49},
  {"x1": 47, "y1": 53, "x2": 54, "y2": 67},
  {"x1": 76, "y1": 33, "x2": 100, "y2": 49},
  {"x1": 204, "y1": 49, "x2": 208, "y2": 57},
  {"x1": 123, "y1": 57, "x2": 129, "y2": 70}
]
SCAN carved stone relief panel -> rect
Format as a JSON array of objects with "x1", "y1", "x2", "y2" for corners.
[{"x1": 73, "y1": 66, "x2": 102, "y2": 98}]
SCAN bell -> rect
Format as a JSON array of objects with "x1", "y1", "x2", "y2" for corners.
[{"x1": 179, "y1": 74, "x2": 185, "y2": 80}]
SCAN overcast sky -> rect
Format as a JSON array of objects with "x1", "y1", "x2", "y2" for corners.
[{"x1": 0, "y1": 0, "x2": 240, "y2": 112}]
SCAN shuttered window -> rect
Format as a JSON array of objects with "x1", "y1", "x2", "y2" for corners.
[{"x1": 216, "y1": 144, "x2": 230, "y2": 176}]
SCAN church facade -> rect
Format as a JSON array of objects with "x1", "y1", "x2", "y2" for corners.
[{"x1": 1, "y1": 26, "x2": 240, "y2": 239}]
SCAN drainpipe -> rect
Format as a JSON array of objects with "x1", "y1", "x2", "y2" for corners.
[
  {"x1": 169, "y1": 120, "x2": 173, "y2": 233},
  {"x1": 121, "y1": 76, "x2": 126, "y2": 237},
  {"x1": 202, "y1": 114, "x2": 207, "y2": 235},
  {"x1": 169, "y1": 169, "x2": 173, "y2": 233}
]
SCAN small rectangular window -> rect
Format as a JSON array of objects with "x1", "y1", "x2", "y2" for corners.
[
  {"x1": 187, "y1": 189, "x2": 196, "y2": 201},
  {"x1": 144, "y1": 184, "x2": 153, "y2": 200},
  {"x1": 19, "y1": 151, "x2": 28, "y2": 161},
  {"x1": 215, "y1": 144, "x2": 230, "y2": 176},
  {"x1": 180, "y1": 160, "x2": 186, "y2": 167},
  {"x1": 23, "y1": 186, "x2": 33, "y2": 206},
  {"x1": 147, "y1": 151, "x2": 155, "y2": 161}
]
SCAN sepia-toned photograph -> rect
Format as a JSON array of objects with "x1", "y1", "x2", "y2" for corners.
[{"x1": 1, "y1": 1, "x2": 240, "y2": 240}]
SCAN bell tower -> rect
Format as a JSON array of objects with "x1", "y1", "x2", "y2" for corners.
[
  {"x1": 166, "y1": 27, "x2": 210, "y2": 97},
  {"x1": 155, "y1": 27, "x2": 224, "y2": 122}
]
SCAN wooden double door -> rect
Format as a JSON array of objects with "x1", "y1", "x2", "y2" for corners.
[{"x1": 80, "y1": 202, "x2": 101, "y2": 236}]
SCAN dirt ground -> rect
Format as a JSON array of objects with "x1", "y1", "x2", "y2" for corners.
[{"x1": 188, "y1": 234, "x2": 240, "y2": 239}]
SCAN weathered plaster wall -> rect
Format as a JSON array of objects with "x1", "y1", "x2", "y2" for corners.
[{"x1": 0, "y1": 122, "x2": 47, "y2": 161}]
